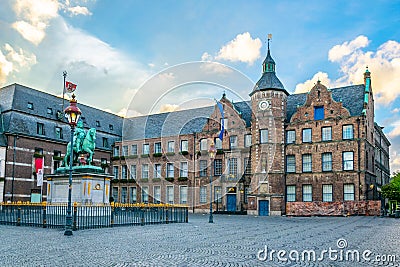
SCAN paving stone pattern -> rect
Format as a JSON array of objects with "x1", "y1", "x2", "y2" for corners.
[{"x1": 0, "y1": 214, "x2": 399, "y2": 266}]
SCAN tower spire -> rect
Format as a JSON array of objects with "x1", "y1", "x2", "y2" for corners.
[{"x1": 262, "y1": 34, "x2": 275, "y2": 73}]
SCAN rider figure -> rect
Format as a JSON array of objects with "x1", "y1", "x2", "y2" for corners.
[{"x1": 73, "y1": 121, "x2": 86, "y2": 153}]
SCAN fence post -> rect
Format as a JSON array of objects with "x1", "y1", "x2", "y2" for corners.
[
  {"x1": 16, "y1": 205, "x2": 21, "y2": 226},
  {"x1": 73, "y1": 202, "x2": 78, "y2": 231},
  {"x1": 42, "y1": 202, "x2": 47, "y2": 228},
  {"x1": 110, "y1": 202, "x2": 114, "y2": 228},
  {"x1": 166, "y1": 207, "x2": 169, "y2": 224},
  {"x1": 185, "y1": 207, "x2": 188, "y2": 223}
]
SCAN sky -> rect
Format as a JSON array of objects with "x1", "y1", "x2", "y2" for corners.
[{"x1": 1, "y1": 0, "x2": 400, "y2": 171}]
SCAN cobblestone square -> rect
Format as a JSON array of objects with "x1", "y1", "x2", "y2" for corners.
[{"x1": 0, "y1": 214, "x2": 399, "y2": 266}]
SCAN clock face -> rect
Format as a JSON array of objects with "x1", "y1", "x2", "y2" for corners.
[{"x1": 258, "y1": 100, "x2": 271, "y2": 110}]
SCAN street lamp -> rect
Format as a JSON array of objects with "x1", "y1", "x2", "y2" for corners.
[
  {"x1": 208, "y1": 140, "x2": 216, "y2": 223},
  {"x1": 64, "y1": 94, "x2": 81, "y2": 236}
]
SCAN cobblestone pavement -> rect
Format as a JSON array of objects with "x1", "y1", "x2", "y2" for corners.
[{"x1": 0, "y1": 214, "x2": 399, "y2": 267}]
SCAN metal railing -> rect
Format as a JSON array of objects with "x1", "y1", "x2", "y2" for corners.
[{"x1": 0, "y1": 202, "x2": 188, "y2": 230}]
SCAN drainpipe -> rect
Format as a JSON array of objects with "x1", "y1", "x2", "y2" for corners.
[
  {"x1": 11, "y1": 134, "x2": 18, "y2": 202},
  {"x1": 356, "y1": 118, "x2": 361, "y2": 201},
  {"x1": 192, "y1": 132, "x2": 196, "y2": 213}
]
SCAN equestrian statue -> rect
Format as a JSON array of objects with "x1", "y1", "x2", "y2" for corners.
[{"x1": 63, "y1": 121, "x2": 97, "y2": 167}]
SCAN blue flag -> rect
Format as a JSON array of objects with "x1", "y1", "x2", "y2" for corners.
[{"x1": 216, "y1": 100, "x2": 224, "y2": 140}]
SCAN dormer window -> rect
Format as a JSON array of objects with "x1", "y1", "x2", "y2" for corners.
[
  {"x1": 109, "y1": 124, "x2": 113, "y2": 131},
  {"x1": 96, "y1": 120, "x2": 101, "y2": 127},
  {"x1": 47, "y1": 108, "x2": 53, "y2": 115},
  {"x1": 27, "y1": 102, "x2": 33, "y2": 110}
]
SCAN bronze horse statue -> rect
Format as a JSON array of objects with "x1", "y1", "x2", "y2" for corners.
[{"x1": 63, "y1": 128, "x2": 96, "y2": 167}]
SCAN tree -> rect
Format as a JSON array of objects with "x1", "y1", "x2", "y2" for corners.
[{"x1": 382, "y1": 173, "x2": 400, "y2": 201}]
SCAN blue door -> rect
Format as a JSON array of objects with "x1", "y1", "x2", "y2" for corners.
[
  {"x1": 227, "y1": 194, "x2": 236, "y2": 212},
  {"x1": 259, "y1": 200, "x2": 269, "y2": 216}
]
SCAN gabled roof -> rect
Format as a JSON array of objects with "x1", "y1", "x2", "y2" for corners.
[{"x1": 286, "y1": 84, "x2": 365, "y2": 121}]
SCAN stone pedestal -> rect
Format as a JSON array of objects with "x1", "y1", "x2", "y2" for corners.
[{"x1": 46, "y1": 172, "x2": 112, "y2": 205}]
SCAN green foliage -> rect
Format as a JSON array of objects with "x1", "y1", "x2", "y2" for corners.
[
  {"x1": 382, "y1": 173, "x2": 400, "y2": 201},
  {"x1": 153, "y1": 153, "x2": 163, "y2": 157}
]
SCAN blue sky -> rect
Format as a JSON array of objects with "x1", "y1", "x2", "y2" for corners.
[{"x1": 1, "y1": 0, "x2": 400, "y2": 170}]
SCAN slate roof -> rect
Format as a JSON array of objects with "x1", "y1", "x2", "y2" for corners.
[
  {"x1": 0, "y1": 84, "x2": 123, "y2": 150},
  {"x1": 286, "y1": 84, "x2": 365, "y2": 121},
  {"x1": 122, "y1": 106, "x2": 215, "y2": 140}
]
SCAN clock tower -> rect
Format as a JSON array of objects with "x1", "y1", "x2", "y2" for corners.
[{"x1": 248, "y1": 36, "x2": 288, "y2": 216}]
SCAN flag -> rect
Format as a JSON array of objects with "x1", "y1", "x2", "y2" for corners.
[
  {"x1": 35, "y1": 157, "x2": 44, "y2": 186},
  {"x1": 65, "y1": 81, "x2": 77, "y2": 93},
  {"x1": 216, "y1": 100, "x2": 224, "y2": 140}
]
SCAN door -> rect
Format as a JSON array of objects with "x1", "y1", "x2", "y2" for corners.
[
  {"x1": 259, "y1": 200, "x2": 269, "y2": 216},
  {"x1": 227, "y1": 194, "x2": 236, "y2": 212}
]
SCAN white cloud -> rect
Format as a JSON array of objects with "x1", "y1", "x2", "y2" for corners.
[
  {"x1": 294, "y1": 72, "x2": 332, "y2": 93},
  {"x1": 11, "y1": 0, "x2": 59, "y2": 45},
  {"x1": 215, "y1": 32, "x2": 262, "y2": 65},
  {"x1": 327, "y1": 36, "x2": 400, "y2": 105},
  {"x1": 390, "y1": 151, "x2": 400, "y2": 173},
  {"x1": 148, "y1": 63, "x2": 155, "y2": 68},
  {"x1": 201, "y1": 52, "x2": 213, "y2": 62},
  {"x1": 159, "y1": 104, "x2": 181, "y2": 113},
  {"x1": 0, "y1": 43, "x2": 36, "y2": 83},
  {"x1": 66, "y1": 6, "x2": 92, "y2": 16},
  {"x1": 392, "y1": 108, "x2": 400, "y2": 113},
  {"x1": 388, "y1": 121, "x2": 400, "y2": 138}
]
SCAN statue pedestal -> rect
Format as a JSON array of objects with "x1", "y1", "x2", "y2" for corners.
[{"x1": 46, "y1": 171, "x2": 112, "y2": 205}]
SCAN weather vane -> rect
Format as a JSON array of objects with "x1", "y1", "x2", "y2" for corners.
[{"x1": 267, "y1": 33, "x2": 272, "y2": 50}]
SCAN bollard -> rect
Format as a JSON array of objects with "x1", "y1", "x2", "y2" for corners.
[
  {"x1": 73, "y1": 202, "x2": 78, "y2": 231},
  {"x1": 185, "y1": 208, "x2": 188, "y2": 223},
  {"x1": 42, "y1": 202, "x2": 47, "y2": 228},
  {"x1": 110, "y1": 202, "x2": 114, "y2": 227},
  {"x1": 16, "y1": 206, "x2": 21, "y2": 226},
  {"x1": 166, "y1": 208, "x2": 169, "y2": 224}
]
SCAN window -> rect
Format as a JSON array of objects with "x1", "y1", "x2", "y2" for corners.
[
  {"x1": 166, "y1": 186, "x2": 174, "y2": 204},
  {"x1": 102, "y1": 138, "x2": 108, "y2": 148},
  {"x1": 322, "y1": 184, "x2": 333, "y2": 202},
  {"x1": 112, "y1": 187, "x2": 119, "y2": 202},
  {"x1": 113, "y1": 146, "x2": 120, "y2": 157},
  {"x1": 154, "y1": 164, "x2": 162, "y2": 178},
  {"x1": 167, "y1": 163, "x2": 174, "y2": 178},
  {"x1": 129, "y1": 187, "x2": 137, "y2": 203},
  {"x1": 154, "y1": 142, "x2": 162, "y2": 154},
  {"x1": 314, "y1": 106, "x2": 324, "y2": 120},
  {"x1": 343, "y1": 125, "x2": 354, "y2": 140},
  {"x1": 53, "y1": 150, "x2": 62, "y2": 171},
  {"x1": 109, "y1": 124, "x2": 113, "y2": 131},
  {"x1": 322, "y1": 153, "x2": 332, "y2": 172},
  {"x1": 167, "y1": 141, "x2": 175, "y2": 153},
  {"x1": 180, "y1": 162, "x2": 188, "y2": 177},
  {"x1": 229, "y1": 158, "x2": 238, "y2": 176},
  {"x1": 302, "y1": 185, "x2": 312, "y2": 202},
  {"x1": 180, "y1": 140, "x2": 188, "y2": 152},
  {"x1": 131, "y1": 144, "x2": 138, "y2": 155},
  {"x1": 154, "y1": 186, "x2": 161, "y2": 204},
  {"x1": 344, "y1": 184, "x2": 355, "y2": 201},
  {"x1": 302, "y1": 154, "x2": 312, "y2": 172},
  {"x1": 55, "y1": 127, "x2": 63, "y2": 139},
  {"x1": 122, "y1": 165, "x2": 127, "y2": 179},
  {"x1": 214, "y1": 186, "x2": 222, "y2": 203},
  {"x1": 199, "y1": 160, "x2": 207, "y2": 177},
  {"x1": 244, "y1": 157, "x2": 251, "y2": 175},
  {"x1": 143, "y1": 144, "x2": 150, "y2": 155},
  {"x1": 244, "y1": 134, "x2": 252, "y2": 147},
  {"x1": 286, "y1": 130, "x2": 295, "y2": 144},
  {"x1": 113, "y1": 166, "x2": 119, "y2": 179},
  {"x1": 322, "y1": 127, "x2": 332, "y2": 141},
  {"x1": 200, "y1": 139, "x2": 208, "y2": 151},
  {"x1": 200, "y1": 187, "x2": 207, "y2": 203},
  {"x1": 130, "y1": 165, "x2": 136, "y2": 179},
  {"x1": 122, "y1": 146, "x2": 128, "y2": 156},
  {"x1": 286, "y1": 155, "x2": 296, "y2": 173},
  {"x1": 343, "y1": 152, "x2": 354, "y2": 170},
  {"x1": 229, "y1": 135, "x2": 238, "y2": 149},
  {"x1": 141, "y1": 186, "x2": 149, "y2": 203},
  {"x1": 35, "y1": 147, "x2": 43, "y2": 155},
  {"x1": 221, "y1": 118, "x2": 228, "y2": 130},
  {"x1": 27, "y1": 102, "x2": 33, "y2": 110},
  {"x1": 37, "y1": 123, "x2": 45, "y2": 135},
  {"x1": 96, "y1": 120, "x2": 101, "y2": 127},
  {"x1": 215, "y1": 138, "x2": 222, "y2": 149},
  {"x1": 180, "y1": 186, "x2": 188, "y2": 204},
  {"x1": 47, "y1": 107, "x2": 53, "y2": 115},
  {"x1": 244, "y1": 186, "x2": 249, "y2": 204},
  {"x1": 121, "y1": 187, "x2": 128, "y2": 203},
  {"x1": 260, "y1": 129, "x2": 268, "y2": 143},
  {"x1": 286, "y1": 185, "x2": 296, "y2": 202},
  {"x1": 142, "y1": 164, "x2": 149, "y2": 179},
  {"x1": 302, "y1": 128, "x2": 312, "y2": 143},
  {"x1": 214, "y1": 159, "x2": 222, "y2": 176}
]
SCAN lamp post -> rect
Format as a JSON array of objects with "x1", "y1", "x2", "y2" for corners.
[
  {"x1": 63, "y1": 94, "x2": 81, "y2": 236},
  {"x1": 208, "y1": 141, "x2": 216, "y2": 223}
]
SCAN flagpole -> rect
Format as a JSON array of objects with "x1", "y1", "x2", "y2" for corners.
[{"x1": 62, "y1": 71, "x2": 67, "y2": 116}]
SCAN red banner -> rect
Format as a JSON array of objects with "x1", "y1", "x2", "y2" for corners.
[
  {"x1": 35, "y1": 158, "x2": 43, "y2": 173},
  {"x1": 65, "y1": 81, "x2": 77, "y2": 93}
]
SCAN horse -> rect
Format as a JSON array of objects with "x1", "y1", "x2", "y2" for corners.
[{"x1": 63, "y1": 128, "x2": 96, "y2": 167}]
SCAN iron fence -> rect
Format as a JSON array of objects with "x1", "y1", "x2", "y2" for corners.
[{"x1": 0, "y1": 202, "x2": 188, "y2": 230}]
